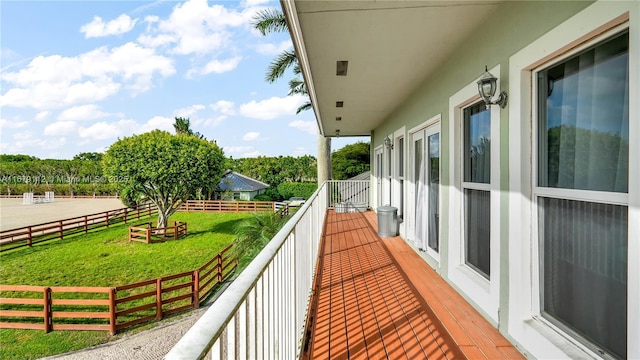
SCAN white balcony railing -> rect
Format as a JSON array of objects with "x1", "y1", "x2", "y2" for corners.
[
  {"x1": 326, "y1": 179, "x2": 370, "y2": 210},
  {"x1": 165, "y1": 183, "x2": 328, "y2": 360}
]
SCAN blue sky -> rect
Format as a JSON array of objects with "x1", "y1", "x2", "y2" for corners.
[{"x1": 0, "y1": 0, "x2": 368, "y2": 160}]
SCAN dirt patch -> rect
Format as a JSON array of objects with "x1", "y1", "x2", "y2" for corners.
[{"x1": 0, "y1": 198, "x2": 125, "y2": 231}]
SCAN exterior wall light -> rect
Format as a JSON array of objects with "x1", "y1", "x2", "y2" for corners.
[
  {"x1": 477, "y1": 66, "x2": 508, "y2": 109},
  {"x1": 384, "y1": 136, "x2": 393, "y2": 150}
]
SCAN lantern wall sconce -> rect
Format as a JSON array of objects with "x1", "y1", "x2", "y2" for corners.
[
  {"x1": 477, "y1": 66, "x2": 508, "y2": 109},
  {"x1": 384, "y1": 136, "x2": 393, "y2": 150}
]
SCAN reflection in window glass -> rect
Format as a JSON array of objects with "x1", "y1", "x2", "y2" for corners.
[
  {"x1": 538, "y1": 32, "x2": 628, "y2": 192},
  {"x1": 464, "y1": 103, "x2": 491, "y2": 184}
]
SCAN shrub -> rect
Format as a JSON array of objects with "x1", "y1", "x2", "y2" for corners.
[
  {"x1": 253, "y1": 194, "x2": 272, "y2": 201},
  {"x1": 276, "y1": 182, "x2": 317, "y2": 200}
]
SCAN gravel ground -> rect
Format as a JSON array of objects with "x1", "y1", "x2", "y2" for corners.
[
  {"x1": 0, "y1": 198, "x2": 124, "y2": 231},
  {"x1": 41, "y1": 307, "x2": 209, "y2": 360}
]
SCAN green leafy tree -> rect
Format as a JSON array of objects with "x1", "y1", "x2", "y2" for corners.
[
  {"x1": 331, "y1": 142, "x2": 370, "y2": 180},
  {"x1": 102, "y1": 130, "x2": 225, "y2": 228}
]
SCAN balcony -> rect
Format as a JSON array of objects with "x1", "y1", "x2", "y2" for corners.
[{"x1": 165, "y1": 181, "x2": 522, "y2": 359}]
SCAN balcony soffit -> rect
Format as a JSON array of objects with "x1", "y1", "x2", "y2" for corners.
[{"x1": 286, "y1": 0, "x2": 502, "y2": 137}]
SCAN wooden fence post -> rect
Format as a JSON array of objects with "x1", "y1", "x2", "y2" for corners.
[
  {"x1": 123, "y1": 208, "x2": 127, "y2": 223},
  {"x1": 27, "y1": 226, "x2": 32, "y2": 247},
  {"x1": 137, "y1": 206, "x2": 140, "y2": 219},
  {"x1": 173, "y1": 221, "x2": 177, "y2": 241},
  {"x1": 217, "y1": 253, "x2": 223, "y2": 282},
  {"x1": 156, "y1": 278, "x2": 163, "y2": 320},
  {"x1": 105, "y1": 212, "x2": 109, "y2": 228},
  {"x1": 146, "y1": 228, "x2": 151, "y2": 244},
  {"x1": 43, "y1": 287, "x2": 52, "y2": 333},
  {"x1": 84, "y1": 216, "x2": 88, "y2": 233},
  {"x1": 192, "y1": 270, "x2": 199, "y2": 309},
  {"x1": 109, "y1": 288, "x2": 117, "y2": 335},
  {"x1": 58, "y1": 220, "x2": 63, "y2": 240}
]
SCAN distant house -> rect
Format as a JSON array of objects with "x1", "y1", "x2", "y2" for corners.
[{"x1": 218, "y1": 170, "x2": 269, "y2": 201}]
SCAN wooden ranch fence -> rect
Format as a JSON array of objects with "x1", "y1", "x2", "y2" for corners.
[
  {"x1": 181, "y1": 200, "x2": 277, "y2": 213},
  {"x1": 0, "y1": 204, "x2": 157, "y2": 253},
  {"x1": 0, "y1": 200, "x2": 287, "y2": 253},
  {"x1": 0, "y1": 244, "x2": 237, "y2": 335},
  {"x1": 129, "y1": 221, "x2": 188, "y2": 243}
]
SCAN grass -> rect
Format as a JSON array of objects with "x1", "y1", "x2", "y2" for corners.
[{"x1": 0, "y1": 211, "x2": 253, "y2": 360}]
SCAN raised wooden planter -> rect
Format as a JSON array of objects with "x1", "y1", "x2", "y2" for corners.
[{"x1": 129, "y1": 221, "x2": 187, "y2": 244}]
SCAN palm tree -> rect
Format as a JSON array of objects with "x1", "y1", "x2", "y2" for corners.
[
  {"x1": 252, "y1": 8, "x2": 330, "y2": 182},
  {"x1": 252, "y1": 9, "x2": 310, "y2": 114},
  {"x1": 173, "y1": 117, "x2": 205, "y2": 139},
  {"x1": 234, "y1": 212, "x2": 288, "y2": 269}
]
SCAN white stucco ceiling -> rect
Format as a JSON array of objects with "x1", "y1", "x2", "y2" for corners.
[{"x1": 283, "y1": 0, "x2": 502, "y2": 137}]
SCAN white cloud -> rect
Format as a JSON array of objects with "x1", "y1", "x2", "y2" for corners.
[
  {"x1": 80, "y1": 14, "x2": 138, "y2": 38},
  {"x1": 5, "y1": 131, "x2": 66, "y2": 154},
  {"x1": 44, "y1": 121, "x2": 78, "y2": 136},
  {"x1": 210, "y1": 100, "x2": 235, "y2": 115},
  {"x1": 203, "y1": 56, "x2": 242, "y2": 74},
  {"x1": 288, "y1": 119, "x2": 318, "y2": 135},
  {"x1": 174, "y1": 104, "x2": 205, "y2": 118},
  {"x1": 186, "y1": 56, "x2": 242, "y2": 78},
  {"x1": 0, "y1": 118, "x2": 28, "y2": 129},
  {"x1": 202, "y1": 115, "x2": 227, "y2": 128},
  {"x1": 35, "y1": 111, "x2": 50, "y2": 121},
  {"x1": 256, "y1": 40, "x2": 292, "y2": 56},
  {"x1": 57, "y1": 105, "x2": 111, "y2": 121},
  {"x1": 137, "y1": 116, "x2": 175, "y2": 134},
  {"x1": 224, "y1": 145, "x2": 261, "y2": 157},
  {"x1": 139, "y1": 0, "x2": 249, "y2": 56},
  {"x1": 0, "y1": 43, "x2": 174, "y2": 110},
  {"x1": 241, "y1": 0, "x2": 269, "y2": 7},
  {"x1": 239, "y1": 95, "x2": 306, "y2": 120},
  {"x1": 242, "y1": 131, "x2": 260, "y2": 141},
  {"x1": 78, "y1": 121, "x2": 122, "y2": 140}
]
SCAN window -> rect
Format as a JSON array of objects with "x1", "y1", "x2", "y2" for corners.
[
  {"x1": 537, "y1": 31, "x2": 628, "y2": 359},
  {"x1": 427, "y1": 132, "x2": 440, "y2": 252},
  {"x1": 463, "y1": 102, "x2": 491, "y2": 278}
]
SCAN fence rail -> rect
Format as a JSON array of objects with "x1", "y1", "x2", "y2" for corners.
[
  {"x1": 0, "y1": 195, "x2": 120, "y2": 199},
  {"x1": 0, "y1": 244, "x2": 237, "y2": 335},
  {"x1": 129, "y1": 221, "x2": 188, "y2": 243},
  {"x1": 181, "y1": 200, "x2": 276, "y2": 213},
  {"x1": 1, "y1": 200, "x2": 287, "y2": 252},
  {"x1": 0, "y1": 204, "x2": 157, "y2": 252}
]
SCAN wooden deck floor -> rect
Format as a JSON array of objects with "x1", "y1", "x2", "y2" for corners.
[{"x1": 301, "y1": 210, "x2": 524, "y2": 360}]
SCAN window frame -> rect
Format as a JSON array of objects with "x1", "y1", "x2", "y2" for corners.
[
  {"x1": 448, "y1": 65, "x2": 502, "y2": 322},
  {"x1": 531, "y1": 27, "x2": 630, "y2": 359},
  {"x1": 507, "y1": 3, "x2": 638, "y2": 359}
]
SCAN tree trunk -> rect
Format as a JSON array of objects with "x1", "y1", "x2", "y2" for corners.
[
  {"x1": 317, "y1": 135, "x2": 331, "y2": 185},
  {"x1": 157, "y1": 208, "x2": 171, "y2": 232}
]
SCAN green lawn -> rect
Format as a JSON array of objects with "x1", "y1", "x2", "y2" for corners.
[{"x1": 0, "y1": 211, "x2": 252, "y2": 359}]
